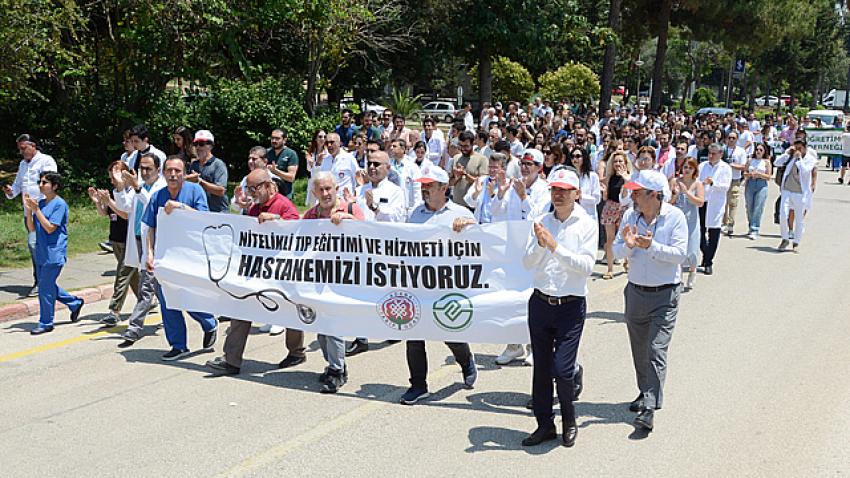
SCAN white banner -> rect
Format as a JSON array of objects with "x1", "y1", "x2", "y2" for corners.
[
  {"x1": 153, "y1": 210, "x2": 535, "y2": 344},
  {"x1": 804, "y1": 128, "x2": 843, "y2": 156}
]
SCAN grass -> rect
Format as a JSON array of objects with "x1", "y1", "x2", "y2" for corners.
[{"x1": 0, "y1": 194, "x2": 109, "y2": 270}]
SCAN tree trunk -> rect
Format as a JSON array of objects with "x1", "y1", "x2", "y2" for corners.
[
  {"x1": 304, "y1": 33, "x2": 323, "y2": 116},
  {"x1": 478, "y1": 52, "x2": 493, "y2": 106},
  {"x1": 844, "y1": 63, "x2": 850, "y2": 112},
  {"x1": 598, "y1": 0, "x2": 622, "y2": 112},
  {"x1": 649, "y1": 0, "x2": 672, "y2": 114}
]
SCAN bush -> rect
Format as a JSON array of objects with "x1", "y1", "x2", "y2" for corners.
[
  {"x1": 691, "y1": 88, "x2": 717, "y2": 108},
  {"x1": 538, "y1": 63, "x2": 599, "y2": 104},
  {"x1": 470, "y1": 56, "x2": 535, "y2": 103},
  {"x1": 387, "y1": 87, "x2": 422, "y2": 119}
]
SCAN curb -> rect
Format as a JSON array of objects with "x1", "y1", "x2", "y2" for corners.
[{"x1": 0, "y1": 284, "x2": 114, "y2": 324}]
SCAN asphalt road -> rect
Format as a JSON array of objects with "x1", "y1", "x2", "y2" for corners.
[{"x1": 2, "y1": 176, "x2": 849, "y2": 477}]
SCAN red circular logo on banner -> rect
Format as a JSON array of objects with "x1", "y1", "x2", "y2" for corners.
[{"x1": 377, "y1": 291, "x2": 421, "y2": 331}]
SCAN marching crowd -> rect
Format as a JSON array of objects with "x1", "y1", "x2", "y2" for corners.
[{"x1": 3, "y1": 98, "x2": 832, "y2": 447}]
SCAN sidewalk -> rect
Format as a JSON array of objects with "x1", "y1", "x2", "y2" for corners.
[{"x1": 0, "y1": 251, "x2": 118, "y2": 321}]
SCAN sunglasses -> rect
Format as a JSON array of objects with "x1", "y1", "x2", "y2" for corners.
[
  {"x1": 194, "y1": 141, "x2": 212, "y2": 147},
  {"x1": 367, "y1": 161, "x2": 386, "y2": 168},
  {"x1": 246, "y1": 181, "x2": 270, "y2": 194},
  {"x1": 571, "y1": 153, "x2": 583, "y2": 158}
]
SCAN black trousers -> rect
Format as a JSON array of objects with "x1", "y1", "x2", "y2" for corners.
[
  {"x1": 406, "y1": 340, "x2": 471, "y2": 390},
  {"x1": 528, "y1": 293, "x2": 586, "y2": 428},
  {"x1": 699, "y1": 204, "x2": 721, "y2": 267}
]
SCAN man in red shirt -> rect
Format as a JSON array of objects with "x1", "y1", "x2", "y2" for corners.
[
  {"x1": 206, "y1": 169, "x2": 302, "y2": 375},
  {"x1": 302, "y1": 171, "x2": 364, "y2": 393}
]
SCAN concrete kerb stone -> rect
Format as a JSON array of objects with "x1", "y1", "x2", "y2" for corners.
[{"x1": 0, "y1": 284, "x2": 114, "y2": 323}]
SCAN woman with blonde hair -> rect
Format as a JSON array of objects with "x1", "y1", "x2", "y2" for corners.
[
  {"x1": 600, "y1": 151, "x2": 630, "y2": 279},
  {"x1": 670, "y1": 157, "x2": 705, "y2": 290}
]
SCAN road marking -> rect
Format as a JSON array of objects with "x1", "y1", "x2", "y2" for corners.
[
  {"x1": 0, "y1": 315, "x2": 161, "y2": 363},
  {"x1": 215, "y1": 361, "x2": 459, "y2": 477}
]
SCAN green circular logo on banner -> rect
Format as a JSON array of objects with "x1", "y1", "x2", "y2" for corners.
[{"x1": 432, "y1": 293, "x2": 474, "y2": 332}]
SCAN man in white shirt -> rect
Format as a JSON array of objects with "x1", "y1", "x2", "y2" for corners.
[
  {"x1": 492, "y1": 149, "x2": 550, "y2": 222},
  {"x1": 126, "y1": 124, "x2": 167, "y2": 174},
  {"x1": 613, "y1": 170, "x2": 688, "y2": 433},
  {"x1": 722, "y1": 132, "x2": 748, "y2": 236},
  {"x1": 747, "y1": 113, "x2": 762, "y2": 143},
  {"x1": 399, "y1": 165, "x2": 477, "y2": 406},
  {"x1": 463, "y1": 103, "x2": 475, "y2": 132},
  {"x1": 464, "y1": 153, "x2": 506, "y2": 224},
  {"x1": 736, "y1": 120, "x2": 755, "y2": 156},
  {"x1": 775, "y1": 139, "x2": 818, "y2": 252},
  {"x1": 698, "y1": 143, "x2": 732, "y2": 275},
  {"x1": 388, "y1": 138, "x2": 422, "y2": 214},
  {"x1": 342, "y1": 150, "x2": 407, "y2": 356},
  {"x1": 520, "y1": 168, "x2": 597, "y2": 448},
  {"x1": 506, "y1": 125, "x2": 525, "y2": 158},
  {"x1": 318, "y1": 132, "x2": 359, "y2": 200},
  {"x1": 3, "y1": 134, "x2": 58, "y2": 296},
  {"x1": 420, "y1": 117, "x2": 445, "y2": 167}
]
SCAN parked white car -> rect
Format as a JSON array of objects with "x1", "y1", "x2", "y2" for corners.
[
  {"x1": 339, "y1": 99, "x2": 386, "y2": 116},
  {"x1": 414, "y1": 101, "x2": 458, "y2": 123},
  {"x1": 755, "y1": 95, "x2": 779, "y2": 107}
]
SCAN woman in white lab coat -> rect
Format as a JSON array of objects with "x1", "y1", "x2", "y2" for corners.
[{"x1": 569, "y1": 147, "x2": 601, "y2": 219}]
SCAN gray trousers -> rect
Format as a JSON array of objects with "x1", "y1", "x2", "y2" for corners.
[
  {"x1": 624, "y1": 282, "x2": 681, "y2": 410},
  {"x1": 108, "y1": 241, "x2": 140, "y2": 312},
  {"x1": 223, "y1": 319, "x2": 306, "y2": 368},
  {"x1": 123, "y1": 237, "x2": 157, "y2": 341},
  {"x1": 317, "y1": 334, "x2": 345, "y2": 372}
]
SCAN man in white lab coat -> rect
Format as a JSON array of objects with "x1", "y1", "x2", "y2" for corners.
[{"x1": 697, "y1": 143, "x2": 731, "y2": 275}]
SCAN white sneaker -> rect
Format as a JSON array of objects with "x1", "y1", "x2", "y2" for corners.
[
  {"x1": 747, "y1": 233, "x2": 756, "y2": 240},
  {"x1": 258, "y1": 324, "x2": 272, "y2": 333},
  {"x1": 269, "y1": 325, "x2": 285, "y2": 335},
  {"x1": 523, "y1": 351, "x2": 534, "y2": 367},
  {"x1": 495, "y1": 344, "x2": 525, "y2": 365},
  {"x1": 686, "y1": 271, "x2": 696, "y2": 290}
]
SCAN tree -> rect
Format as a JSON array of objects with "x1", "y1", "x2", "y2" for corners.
[
  {"x1": 538, "y1": 63, "x2": 600, "y2": 103},
  {"x1": 598, "y1": 0, "x2": 622, "y2": 111},
  {"x1": 469, "y1": 57, "x2": 535, "y2": 103}
]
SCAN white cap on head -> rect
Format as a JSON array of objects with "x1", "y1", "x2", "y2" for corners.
[
  {"x1": 415, "y1": 164, "x2": 450, "y2": 184},
  {"x1": 194, "y1": 130, "x2": 215, "y2": 143},
  {"x1": 521, "y1": 148, "x2": 544, "y2": 165},
  {"x1": 548, "y1": 168, "x2": 580, "y2": 190},
  {"x1": 625, "y1": 170, "x2": 668, "y2": 197}
]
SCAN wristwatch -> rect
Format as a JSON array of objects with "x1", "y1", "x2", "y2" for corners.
[{"x1": 369, "y1": 202, "x2": 379, "y2": 212}]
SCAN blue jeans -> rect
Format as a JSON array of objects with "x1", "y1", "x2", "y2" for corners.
[
  {"x1": 155, "y1": 283, "x2": 217, "y2": 351},
  {"x1": 744, "y1": 179, "x2": 768, "y2": 234},
  {"x1": 37, "y1": 263, "x2": 82, "y2": 327}
]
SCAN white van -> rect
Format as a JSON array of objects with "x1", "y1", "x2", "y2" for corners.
[{"x1": 807, "y1": 109, "x2": 844, "y2": 128}]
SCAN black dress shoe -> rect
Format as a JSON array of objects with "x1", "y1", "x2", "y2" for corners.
[
  {"x1": 703, "y1": 265, "x2": 713, "y2": 275},
  {"x1": 628, "y1": 393, "x2": 644, "y2": 412},
  {"x1": 573, "y1": 365, "x2": 583, "y2": 401},
  {"x1": 30, "y1": 326, "x2": 54, "y2": 335},
  {"x1": 206, "y1": 357, "x2": 240, "y2": 375},
  {"x1": 562, "y1": 424, "x2": 578, "y2": 447},
  {"x1": 521, "y1": 426, "x2": 557, "y2": 446},
  {"x1": 69, "y1": 300, "x2": 84, "y2": 323},
  {"x1": 634, "y1": 408, "x2": 654, "y2": 431},
  {"x1": 278, "y1": 355, "x2": 307, "y2": 369},
  {"x1": 345, "y1": 339, "x2": 368, "y2": 356}
]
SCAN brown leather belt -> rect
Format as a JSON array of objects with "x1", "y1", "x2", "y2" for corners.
[{"x1": 533, "y1": 289, "x2": 582, "y2": 306}]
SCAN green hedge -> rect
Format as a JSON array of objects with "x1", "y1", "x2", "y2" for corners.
[{"x1": 0, "y1": 78, "x2": 336, "y2": 192}]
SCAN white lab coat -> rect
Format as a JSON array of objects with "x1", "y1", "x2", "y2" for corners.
[
  {"x1": 698, "y1": 161, "x2": 732, "y2": 228},
  {"x1": 491, "y1": 176, "x2": 550, "y2": 221},
  {"x1": 390, "y1": 157, "x2": 422, "y2": 215},
  {"x1": 775, "y1": 148, "x2": 817, "y2": 212},
  {"x1": 577, "y1": 172, "x2": 601, "y2": 219},
  {"x1": 117, "y1": 177, "x2": 167, "y2": 268}
]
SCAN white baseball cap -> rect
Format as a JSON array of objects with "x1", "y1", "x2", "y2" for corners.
[
  {"x1": 415, "y1": 164, "x2": 450, "y2": 184},
  {"x1": 521, "y1": 149, "x2": 544, "y2": 165},
  {"x1": 193, "y1": 129, "x2": 215, "y2": 143},
  {"x1": 548, "y1": 168, "x2": 580, "y2": 190},
  {"x1": 624, "y1": 170, "x2": 667, "y2": 193}
]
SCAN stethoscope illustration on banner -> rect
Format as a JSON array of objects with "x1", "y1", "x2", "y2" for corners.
[{"x1": 201, "y1": 224, "x2": 317, "y2": 324}]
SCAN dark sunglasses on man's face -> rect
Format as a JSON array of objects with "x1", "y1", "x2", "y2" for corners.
[
  {"x1": 367, "y1": 161, "x2": 386, "y2": 168},
  {"x1": 195, "y1": 141, "x2": 212, "y2": 147}
]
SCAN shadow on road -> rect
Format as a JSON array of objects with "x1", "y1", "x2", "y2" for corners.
[
  {"x1": 586, "y1": 310, "x2": 625, "y2": 324},
  {"x1": 466, "y1": 426, "x2": 560, "y2": 454},
  {"x1": 0, "y1": 284, "x2": 31, "y2": 298},
  {"x1": 746, "y1": 246, "x2": 783, "y2": 254}
]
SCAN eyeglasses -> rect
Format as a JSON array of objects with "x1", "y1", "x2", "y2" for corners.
[
  {"x1": 571, "y1": 153, "x2": 583, "y2": 158},
  {"x1": 194, "y1": 141, "x2": 212, "y2": 147},
  {"x1": 637, "y1": 156, "x2": 653, "y2": 162},
  {"x1": 367, "y1": 161, "x2": 386, "y2": 168},
  {"x1": 246, "y1": 181, "x2": 270, "y2": 194}
]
